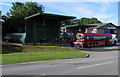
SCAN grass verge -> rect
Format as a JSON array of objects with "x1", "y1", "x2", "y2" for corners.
[{"x1": 1, "y1": 46, "x2": 87, "y2": 64}]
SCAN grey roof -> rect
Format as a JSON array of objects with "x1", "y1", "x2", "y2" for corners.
[
  {"x1": 64, "y1": 23, "x2": 117, "y2": 29},
  {"x1": 117, "y1": 26, "x2": 120, "y2": 28},
  {"x1": 86, "y1": 23, "x2": 108, "y2": 26},
  {"x1": 65, "y1": 24, "x2": 96, "y2": 28},
  {"x1": 25, "y1": 12, "x2": 76, "y2": 20},
  {"x1": 87, "y1": 23, "x2": 117, "y2": 29}
]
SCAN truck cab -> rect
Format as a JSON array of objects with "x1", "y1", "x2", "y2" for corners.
[{"x1": 111, "y1": 34, "x2": 118, "y2": 45}]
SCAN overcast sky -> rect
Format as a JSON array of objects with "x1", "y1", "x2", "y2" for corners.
[{"x1": 0, "y1": 0, "x2": 119, "y2": 25}]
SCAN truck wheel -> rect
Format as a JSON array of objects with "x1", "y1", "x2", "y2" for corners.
[
  {"x1": 82, "y1": 44, "x2": 87, "y2": 48},
  {"x1": 82, "y1": 45, "x2": 87, "y2": 48},
  {"x1": 113, "y1": 41, "x2": 117, "y2": 45},
  {"x1": 91, "y1": 43, "x2": 94, "y2": 47},
  {"x1": 105, "y1": 41, "x2": 111, "y2": 46},
  {"x1": 87, "y1": 43, "x2": 91, "y2": 48},
  {"x1": 94, "y1": 43, "x2": 98, "y2": 47}
]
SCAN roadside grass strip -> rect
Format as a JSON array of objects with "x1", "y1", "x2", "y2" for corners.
[
  {"x1": 1, "y1": 46, "x2": 87, "y2": 64},
  {"x1": 118, "y1": 47, "x2": 120, "y2": 49}
]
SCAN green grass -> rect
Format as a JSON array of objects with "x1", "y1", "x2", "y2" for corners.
[
  {"x1": 1, "y1": 46, "x2": 87, "y2": 64},
  {"x1": 118, "y1": 47, "x2": 120, "y2": 49}
]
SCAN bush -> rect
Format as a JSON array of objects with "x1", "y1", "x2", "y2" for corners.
[{"x1": 2, "y1": 42, "x2": 23, "y2": 54}]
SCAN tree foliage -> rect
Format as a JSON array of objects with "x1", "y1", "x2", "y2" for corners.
[
  {"x1": 63, "y1": 17, "x2": 102, "y2": 25},
  {"x1": 2, "y1": 2, "x2": 44, "y2": 35},
  {"x1": 9, "y1": 2, "x2": 43, "y2": 18},
  {"x1": 75, "y1": 17, "x2": 102, "y2": 24}
]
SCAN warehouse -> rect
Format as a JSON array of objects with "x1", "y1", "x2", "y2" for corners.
[
  {"x1": 85, "y1": 23, "x2": 118, "y2": 34},
  {"x1": 25, "y1": 12, "x2": 76, "y2": 45},
  {"x1": 63, "y1": 23, "x2": 118, "y2": 34}
]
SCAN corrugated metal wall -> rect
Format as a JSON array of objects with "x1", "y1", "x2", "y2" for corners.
[
  {"x1": 25, "y1": 17, "x2": 61, "y2": 44},
  {"x1": 25, "y1": 18, "x2": 34, "y2": 43}
]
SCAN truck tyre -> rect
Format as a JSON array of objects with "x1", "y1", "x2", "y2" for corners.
[
  {"x1": 82, "y1": 43, "x2": 87, "y2": 48},
  {"x1": 87, "y1": 43, "x2": 91, "y2": 48},
  {"x1": 94, "y1": 43, "x2": 98, "y2": 47},
  {"x1": 113, "y1": 41, "x2": 117, "y2": 45},
  {"x1": 91, "y1": 43, "x2": 94, "y2": 47}
]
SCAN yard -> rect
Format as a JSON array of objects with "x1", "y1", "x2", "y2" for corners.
[{"x1": 1, "y1": 44, "x2": 88, "y2": 64}]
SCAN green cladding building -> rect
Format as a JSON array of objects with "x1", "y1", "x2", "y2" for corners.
[{"x1": 25, "y1": 13, "x2": 76, "y2": 45}]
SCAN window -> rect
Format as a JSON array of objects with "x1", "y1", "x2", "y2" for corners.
[
  {"x1": 76, "y1": 35, "x2": 111, "y2": 40},
  {"x1": 76, "y1": 36, "x2": 84, "y2": 40}
]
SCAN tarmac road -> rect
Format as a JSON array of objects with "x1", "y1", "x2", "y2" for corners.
[{"x1": 2, "y1": 44, "x2": 119, "y2": 75}]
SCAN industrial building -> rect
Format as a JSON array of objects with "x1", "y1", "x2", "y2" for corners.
[
  {"x1": 61, "y1": 23, "x2": 118, "y2": 42},
  {"x1": 63, "y1": 23, "x2": 118, "y2": 35},
  {"x1": 25, "y1": 12, "x2": 76, "y2": 45}
]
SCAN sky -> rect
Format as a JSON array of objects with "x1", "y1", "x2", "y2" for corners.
[{"x1": 0, "y1": 0, "x2": 119, "y2": 25}]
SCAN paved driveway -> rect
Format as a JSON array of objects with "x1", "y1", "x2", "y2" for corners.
[{"x1": 79, "y1": 44, "x2": 119, "y2": 58}]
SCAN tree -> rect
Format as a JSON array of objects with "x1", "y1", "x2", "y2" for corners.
[
  {"x1": 63, "y1": 19, "x2": 75, "y2": 25},
  {"x1": 2, "y1": 2, "x2": 44, "y2": 35},
  {"x1": 63, "y1": 17, "x2": 102, "y2": 25},
  {"x1": 75, "y1": 17, "x2": 102, "y2": 24}
]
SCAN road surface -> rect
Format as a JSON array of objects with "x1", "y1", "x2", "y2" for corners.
[{"x1": 2, "y1": 44, "x2": 119, "y2": 75}]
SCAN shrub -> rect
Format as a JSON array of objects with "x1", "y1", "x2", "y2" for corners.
[{"x1": 2, "y1": 42, "x2": 23, "y2": 54}]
